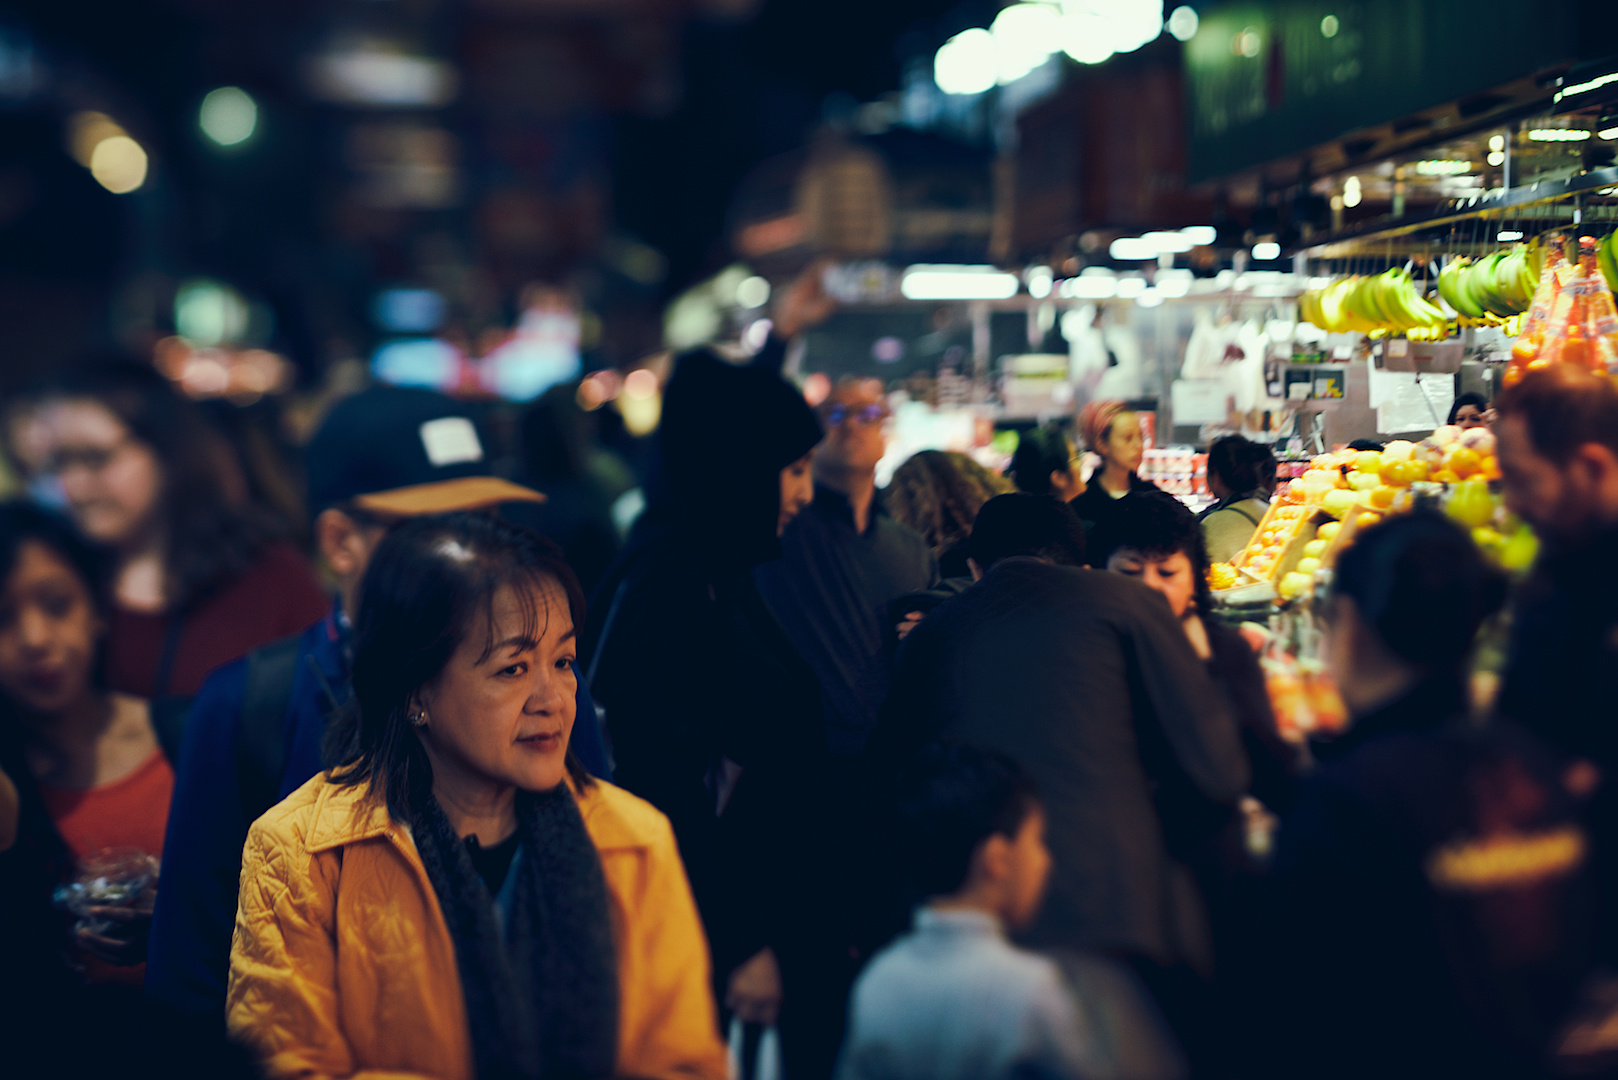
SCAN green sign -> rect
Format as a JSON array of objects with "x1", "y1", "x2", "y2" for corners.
[{"x1": 1185, "y1": 0, "x2": 1593, "y2": 182}]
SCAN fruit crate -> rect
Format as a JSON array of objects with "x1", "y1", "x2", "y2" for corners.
[{"x1": 1229, "y1": 498, "x2": 1323, "y2": 585}]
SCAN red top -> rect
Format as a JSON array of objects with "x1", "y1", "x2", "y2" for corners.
[
  {"x1": 105, "y1": 542, "x2": 330, "y2": 699},
  {"x1": 39, "y1": 748, "x2": 175, "y2": 861},
  {"x1": 41, "y1": 749, "x2": 175, "y2": 986}
]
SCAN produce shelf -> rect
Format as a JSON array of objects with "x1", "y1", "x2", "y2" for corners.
[{"x1": 1302, "y1": 167, "x2": 1618, "y2": 259}]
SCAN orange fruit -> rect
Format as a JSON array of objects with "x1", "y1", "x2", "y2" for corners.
[
  {"x1": 1386, "y1": 460, "x2": 1423, "y2": 487},
  {"x1": 1448, "y1": 446, "x2": 1481, "y2": 478},
  {"x1": 1432, "y1": 469, "x2": 1459, "y2": 485},
  {"x1": 1369, "y1": 486, "x2": 1396, "y2": 509},
  {"x1": 1481, "y1": 456, "x2": 1501, "y2": 481}
]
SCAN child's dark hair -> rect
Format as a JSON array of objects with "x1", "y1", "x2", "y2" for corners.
[
  {"x1": 968, "y1": 492, "x2": 1087, "y2": 569},
  {"x1": 1331, "y1": 510, "x2": 1506, "y2": 679},
  {"x1": 892, "y1": 742, "x2": 1039, "y2": 902}
]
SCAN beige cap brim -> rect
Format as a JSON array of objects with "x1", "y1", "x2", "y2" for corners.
[{"x1": 351, "y1": 476, "x2": 546, "y2": 518}]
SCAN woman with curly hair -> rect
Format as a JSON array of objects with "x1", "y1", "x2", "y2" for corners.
[{"x1": 885, "y1": 451, "x2": 1015, "y2": 579}]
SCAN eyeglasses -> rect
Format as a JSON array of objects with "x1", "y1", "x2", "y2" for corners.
[
  {"x1": 823, "y1": 403, "x2": 890, "y2": 427},
  {"x1": 38, "y1": 438, "x2": 133, "y2": 478}
]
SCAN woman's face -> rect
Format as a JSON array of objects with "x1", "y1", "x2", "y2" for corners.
[
  {"x1": 1107, "y1": 547, "x2": 1197, "y2": 618},
  {"x1": 0, "y1": 540, "x2": 103, "y2": 714},
  {"x1": 417, "y1": 579, "x2": 579, "y2": 794},
  {"x1": 778, "y1": 452, "x2": 814, "y2": 535},
  {"x1": 1453, "y1": 404, "x2": 1487, "y2": 430},
  {"x1": 33, "y1": 400, "x2": 163, "y2": 549},
  {"x1": 1102, "y1": 412, "x2": 1144, "y2": 473}
]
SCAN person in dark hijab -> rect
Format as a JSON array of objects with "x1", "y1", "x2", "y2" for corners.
[{"x1": 583, "y1": 348, "x2": 845, "y2": 1076}]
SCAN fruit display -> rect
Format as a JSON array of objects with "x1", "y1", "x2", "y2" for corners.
[
  {"x1": 1216, "y1": 425, "x2": 1517, "y2": 600},
  {"x1": 1299, "y1": 269, "x2": 1450, "y2": 336},
  {"x1": 1504, "y1": 233, "x2": 1618, "y2": 385},
  {"x1": 1436, "y1": 244, "x2": 1541, "y2": 320}
]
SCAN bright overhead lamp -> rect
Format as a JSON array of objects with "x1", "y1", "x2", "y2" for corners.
[
  {"x1": 1526, "y1": 128, "x2": 1591, "y2": 142},
  {"x1": 1136, "y1": 287, "x2": 1165, "y2": 308},
  {"x1": 934, "y1": 28, "x2": 997, "y2": 95},
  {"x1": 1109, "y1": 237, "x2": 1158, "y2": 260},
  {"x1": 1061, "y1": 276, "x2": 1117, "y2": 300},
  {"x1": 1413, "y1": 159, "x2": 1471, "y2": 175},
  {"x1": 992, "y1": 3, "x2": 1061, "y2": 85},
  {"x1": 1155, "y1": 272, "x2": 1192, "y2": 298},
  {"x1": 308, "y1": 46, "x2": 458, "y2": 107},
  {"x1": 1180, "y1": 225, "x2": 1217, "y2": 246},
  {"x1": 1142, "y1": 231, "x2": 1194, "y2": 254},
  {"x1": 1600, "y1": 126, "x2": 1618, "y2": 140},
  {"x1": 1251, "y1": 242, "x2": 1282, "y2": 260},
  {"x1": 1497, "y1": 231, "x2": 1524, "y2": 242},
  {"x1": 1115, "y1": 276, "x2": 1146, "y2": 299},
  {"x1": 1026, "y1": 265, "x2": 1054, "y2": 299},
  {"x1": 900, "y1": 265, "x2": 1020, "y2": 300}
]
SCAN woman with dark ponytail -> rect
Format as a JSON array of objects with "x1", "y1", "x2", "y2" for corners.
[{"x1": 1250, "y1": 512, "x2": 1593, "y2": 1080}]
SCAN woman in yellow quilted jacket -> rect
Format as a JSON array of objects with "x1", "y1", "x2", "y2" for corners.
[{"x1": 227, "y1": 513, "x2": 728, "y2": 1080}]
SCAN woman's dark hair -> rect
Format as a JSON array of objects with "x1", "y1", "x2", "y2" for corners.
[
  {"x1": 1448, "y1": 392, "x2": 1489, "y2": 426},
  {"x1": 327, "y1": 513, "x2": 592, "y2": 822},
  {"x1": 1332, "y1": 510, "x2": 1506, "y2": 678},
  {"x1": 0, "y1": 501, "x2": 114, "y2": 621},
  {"x1": 1008, "y1": 425, "x2": 1076, "y2": 497},
  {"x1": 28, "y1": 362, "x2": 277, "y2": 611},
  {"x1": 1098, "y1": 492, "x2": 1212, "y2": 612},
  {"x1": 892, "y1": 742, "x2": 1039, "y2": 902},
  {"x1": 0, "y1": 501, "x2": 114, "y2": 699},
  {"x1": 1207, "y1": 435, "x2": 1276, "y2": 497}
]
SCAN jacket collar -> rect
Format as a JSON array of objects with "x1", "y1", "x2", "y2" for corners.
[{"x1": 303, "y1": 774, "x2": 648, "y2": 855}]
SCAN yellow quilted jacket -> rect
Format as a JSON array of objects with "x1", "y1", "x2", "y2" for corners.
[{"x1": 227, "y1": 773, "x2": 729, "y2": 1080}]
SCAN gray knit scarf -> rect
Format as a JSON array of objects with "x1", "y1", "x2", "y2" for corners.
[{"x1": 411, "y1": 784, "x2": 619, "y2": 1080}]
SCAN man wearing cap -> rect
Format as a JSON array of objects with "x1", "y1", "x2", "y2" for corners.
[{"x1": 145, "y1": 385, "x2": 610, "y2": 1017}]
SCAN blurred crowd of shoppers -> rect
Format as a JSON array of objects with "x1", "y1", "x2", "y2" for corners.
[{"x1": 1, "y1": 276, "x2": 1617, "y2": 1080}]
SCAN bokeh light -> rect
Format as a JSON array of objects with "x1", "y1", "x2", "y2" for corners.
[
  {"x1": 736, "y1": 275, "x2": 771, "y2": 308},
  {"x1": 199, "y1": 86, "x2": 258, "y2": 147},
  {"x1": 1166, "y1": 5, "x2": 1199, "y2": 41},
  {"x1": 933, "y1": 28, "x2": 997, "y2": 95},
  {"x1": 992, "y1": 3, "x2": 1061, "y2": 85},
  {"x1": 89, "y1": 135, "x2": 148, "y2": 194}
]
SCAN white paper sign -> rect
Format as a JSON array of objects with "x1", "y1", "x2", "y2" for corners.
[{"x1": 1171, "y1": 379, "x2": 1230, "y2": 425}]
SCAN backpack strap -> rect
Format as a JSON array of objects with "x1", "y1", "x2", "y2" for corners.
[
  {"x1": 235, "y1": 634, "x2": 305, "y2": 825},
  {"x1": 1229, "y1": 503, "x2": 1264, "y2": 527}
]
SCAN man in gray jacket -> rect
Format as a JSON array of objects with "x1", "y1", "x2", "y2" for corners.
[{"x1": 871, "y1": 494, "x2": 1250, "y2": 1070}]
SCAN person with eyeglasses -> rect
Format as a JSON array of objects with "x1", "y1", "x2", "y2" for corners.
[
  {"x1": 756, "y1": 377, "x2": 935, "y2": 760},
  {"x1": 4, "y1": 362, "x2": 330, "y2": 707}
]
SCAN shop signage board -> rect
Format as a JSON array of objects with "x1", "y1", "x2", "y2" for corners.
[{"x1": 1185, "y1": 0, "x2": 1595, "y2": 182}]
